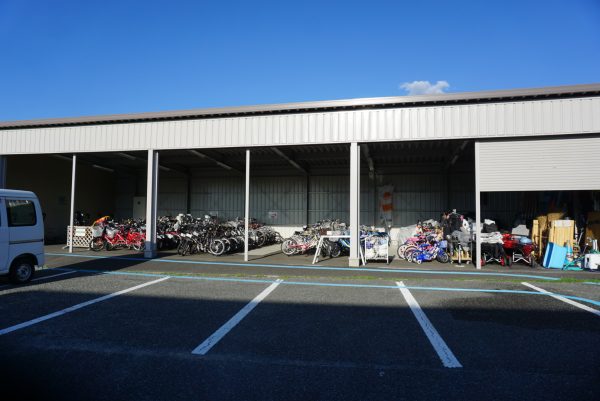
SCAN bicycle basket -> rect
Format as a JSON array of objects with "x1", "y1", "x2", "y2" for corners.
[
  {"x1": 106, "y1": 227, "x2": 118, "y2": 239},
  {"x1": 91, "y1": 226, "x2": 104, "y2": 238}
]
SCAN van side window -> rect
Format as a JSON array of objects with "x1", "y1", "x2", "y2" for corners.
[{"x1": 6, "y1": 199, "x2": 37, "y2": 227}]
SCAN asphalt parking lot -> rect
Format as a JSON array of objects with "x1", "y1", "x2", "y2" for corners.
[{"x1": 1, "y1": 256, "x2": 599, "y2": 401}]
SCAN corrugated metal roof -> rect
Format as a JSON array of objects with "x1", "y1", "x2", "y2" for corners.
[{"x1": 1, "y1": 83, "x2": 599, "y2": 130}]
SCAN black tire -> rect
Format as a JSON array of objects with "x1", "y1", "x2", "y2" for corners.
[
  {"x1": 89, "y1": 238, "x2": 105, "y2": 252},
  {"x1": 177, "y1": 240, "x2": 189, "y2": 256},
  {"x1": 256, "y1": 231, "x2": 266, "y2": 247},
  {"x1": 329, "y1": 242, "x2": 342, "y2": 258},
  {"x1": 9, "y1": 257, "x2": 35, "y2": 284},
  {"x1": 436, "y1": 252, "x2": 450, "y2": 263}
]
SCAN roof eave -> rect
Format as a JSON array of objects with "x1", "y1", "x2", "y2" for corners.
[{"x1": 1, "y1": 83, "x2": 600, "y2": 130}]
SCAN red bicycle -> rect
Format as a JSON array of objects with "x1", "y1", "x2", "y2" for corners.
[{"x1": 89, "y1": 222, "x2": 145, "y2": 251}]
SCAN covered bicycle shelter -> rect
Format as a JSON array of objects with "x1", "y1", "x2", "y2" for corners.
[{"x1": 1, "y1": 84, "x2": 599, "y2": 268}]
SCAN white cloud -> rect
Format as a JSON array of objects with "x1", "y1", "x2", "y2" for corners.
[{"x1": 400, "y1": 80, "x2": 449, "y2": 95}]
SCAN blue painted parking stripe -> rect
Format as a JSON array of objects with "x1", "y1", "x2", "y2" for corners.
[
  {"x1": 45, "y1": 252, "x2": 561, "y2": 281},
  {"x1": 50, "y1": 267, "x2": 600, "y2": 307}
]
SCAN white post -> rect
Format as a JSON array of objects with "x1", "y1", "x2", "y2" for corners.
[
  {"x1": 68, "y1": 155, "x2": 77, "y2": 253},
  {"x1": 244, "y1": 149, "x2": 250, "y2": 262},
  {"x1": 475, "y1": 142, "x2": 482, "y2": 269},
  {"x1": 349, "y1": 142, "x2": 361, "y2": 267},
  {"x1": 145, "y1": 150, "x2": 159, "y2": 258},
  {"x1": 0, "y1": 155, "x2": 6, "y2": 189}
]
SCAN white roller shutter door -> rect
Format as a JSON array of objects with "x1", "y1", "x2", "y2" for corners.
[{"x1": 478, "y1": 136, "x2": 600, "y2": 192}]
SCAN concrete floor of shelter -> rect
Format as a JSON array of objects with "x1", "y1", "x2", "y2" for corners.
[{"x1": 43, "y1": 244, "x2": 600, "y2": 281}]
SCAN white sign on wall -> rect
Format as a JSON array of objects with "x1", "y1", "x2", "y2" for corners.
[{"x1": 268, "y1": 211, "x2": 278, "y2": 220}]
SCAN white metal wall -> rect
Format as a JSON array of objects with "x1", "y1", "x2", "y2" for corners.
[
  {"x1": 308, "y1": 175, "x2": 374, "y2": 225},
  {"x1": 158, "y1": 176, "x2": 188, "y2": 216},
  {"x1": 189, "y1": 176, "x2": 244, "y2": 220},
  {"x1": 113, "y1": 173, "x2": 480, "y2": 227},
  {"x1": 2, "y1": 97, "x2": 599, "y2": 155},
  {"x1": 114, "y1": 171, "x2": 572, "y2": 229},
  {"x1": 188, "y1": 176, "x2": 308, "y2": 224},
  {"x1": 479, "y1": 136, "x2": 600, "y2": 191}
]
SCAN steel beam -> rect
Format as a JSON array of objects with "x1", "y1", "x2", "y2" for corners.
[
  {"x1": 188, "y1": 150, "x2": 241, "y2": 173},
  {"x1": 446, "y1": 140, "x2": 469, "y2": 168},
  {"x1": 362, "y1": 144, "x2": 375, "y2": 177},
  {"x1": 271, "y1": 147, "x2": 307, "y2": 174},
  {"x1": 118, "y1": 152, "x2": 185, "y2": 175}
]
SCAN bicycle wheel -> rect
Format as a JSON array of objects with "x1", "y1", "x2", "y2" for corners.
[
  {"x1": 210, "y1": 239, "x2": 225, "y2": 256},
  {"x1": 89, "y1": 238, "x2": 105, "y2": 252},
  {"x1": 401, "y1": 245, "x2": 417, "y2": 260},
  {"x1": 256, "y1": 231, "x2": 266, "y2": 247},
  {"x1": 177, "y1": 239, "x2": 189, "y2": 256},
  {"x1": 329, "y1": 242, "x2": 342, "y2": 258},
  {"x1": 397, "y1": 244, "x2": 408, "y2": 259},
  {"x1": 281, "y1": 239, "x2": 297, "y2": 256},
  {"x1": 436, "y1": 252, "x2": 450, "y2": 263}
]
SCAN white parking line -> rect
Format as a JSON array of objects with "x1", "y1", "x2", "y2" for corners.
[
  {"x1": 396, "y1": 281, "x2": 462, "y2": 368},
  {"x1": 0, "y1": 276, "x2": 170, "y2": 336},
  {"x1": 192, "y1": 279, "x2": 283, "y2": 355},
  {"x1": 521, "y1": 282, "x2": 600, "y2": 318},
  {"x1": 0, "y1": 270, "x2": 78, "y2": 290}
]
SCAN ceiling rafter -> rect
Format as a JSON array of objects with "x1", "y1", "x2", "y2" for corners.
[
  {"x1": 187, "y1": 150, "x2": 242, "y2": 174},
  {"x1": 271, "y1": 147, "x2": 308, "y2": 174}
]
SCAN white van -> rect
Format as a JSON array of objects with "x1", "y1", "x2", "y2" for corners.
[{"x1": 0, "y1": 189, "x2": 45, "y2": 283}]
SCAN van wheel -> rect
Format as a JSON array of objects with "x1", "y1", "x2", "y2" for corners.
[{"x1": 9, "y1": 258, "x2": 35, "y2": 284}]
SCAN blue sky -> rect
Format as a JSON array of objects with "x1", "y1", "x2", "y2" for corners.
[{"x1": 1, "y1": 0, "x2": 599, "y2": 120}]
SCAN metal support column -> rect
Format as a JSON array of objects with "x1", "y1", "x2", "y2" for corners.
[
  {"x1": 68, "y1": 155, "x2": 77, "y2": 253},
  {"x1": 244, "y1": 150, "x2": 250, "y2": 262},
  {"x1": 0, "y1": 156, "x2": 6, "y2": 189},
  {"x1": 145, "y1": 150, "x2": 159, "y2": 258},
  {"x1": 475, "y1": 142, "x2": 482, "y2": 269},
  {"x1": 349, "y1": 142, "x2": 361, "y2": 267},
  {"x1": 186, "y1": 172, "x2": 192, "y2": 214},
  {"x1": 305, "y1": 174, "x2": 310, "y2": 226}
]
